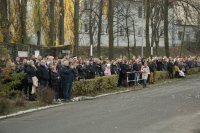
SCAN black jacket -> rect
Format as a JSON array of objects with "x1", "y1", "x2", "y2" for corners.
[
  {"x1": 149, "y1": 62, "x2": 157, "y2": 73},
  {"x1": 167, "y1": 62, "x2": 174, "y2": 72},
  {"x1": 37, "y1": 65, "x2": 49, "y2": 81},
  {"x1": 50, "y1": 71, "x2": 60, "y2": 86},
  {"x1": 132, "y1": 63, "x2": 140, "y2": 71},
  {"x1": 26, "y1": 65, "x2": 36, "y2": 77},
  {"x1": 60, "y1": 66, "x2": 74, "y2": 84}
]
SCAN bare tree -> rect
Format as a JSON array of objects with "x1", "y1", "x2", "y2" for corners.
[
  {"x1": 150, "y1": 0, "x2": 163, "y2": 55},
  {"x1": 49, "y1": 0, "x2": 55, "y2": 46},
  {"x1": 145, "y1": 0, "x2": 151, "y2": 57},
  {"x1": 74, "y1": 0, "x2": 80, "y2": 56},
  {"x1": 108, "y1": 0, "x2": 114, "y2": 59},
  {"x1": 58, "y1": 0, "x2": 64, "y2": 46},
  {"x1": 97, "y1": 0, "x2": 104, "y2": 57},
  {"x1": 164, "y1": 0, "x2": 170, "y2": 57},
  {"x1": 33, "y1": 0, "x2": 41, "y2": 46}
]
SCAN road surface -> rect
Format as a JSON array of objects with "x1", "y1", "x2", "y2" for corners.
[{"x1": 1, "y1": 77, "x2": 200, "y2": 133}]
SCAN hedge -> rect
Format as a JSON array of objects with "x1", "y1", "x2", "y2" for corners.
[
  {"x1": 72, "y1": 75, "x2": 118, "y2": 96},
  {"x1": 187, "y1": 67, "x2": 200, "y2": 75},
  {"x1": 154, "y1": 71, "x2": 169, "y2": 82},
  {"x1": 0, "y1": 67, "x2": 199, "y2": 98}
]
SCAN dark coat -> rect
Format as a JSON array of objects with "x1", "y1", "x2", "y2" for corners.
[
  {"x1": 26, "y1": 65, "x2": 37, "y2": 77},
  {"x1": 77, "y1": 64, "x2": 87, "y2": 79},
  {"x1": 111, "y1": 64, "x2": 118, "y2": 75},
  {"x1": 132, "y1": 63, "x2": 140, "y2": 72},
  {"x1": 25, "y1": 65, "x2": 37, "y2": 84},
  {"x1": 149, "y1": 62, "x2": 157, "y2": 73},
  {"x1": 50, "y1": 71, "x2": 60, "y2": 86},
  {"x1": 86, "y1": 64, "x2": 96, "y2": 79},
  {"x1": 37, "y1": 65, "x2": 49, "y2": 81},
  {"x1": 60, "y1": 66, "x2": 74, "y2": 84},
  {"x1": 167, "y1": 62, "x2": 174, "y2": 72}
]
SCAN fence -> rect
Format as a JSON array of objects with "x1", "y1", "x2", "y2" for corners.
[
  {"x1": 126, "y1": 71, "x2": 143, "y2": 85},
  {"x1": 0, "y1": 43, "x2": 72, "y2": 59}
]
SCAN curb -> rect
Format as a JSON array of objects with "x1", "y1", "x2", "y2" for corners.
[
  {"x1": 71, "y1": 89, "x2": 133, "y2": 101},
  {"x1": 0, "y1": 89, "x2": 134, "y2": 120},
  {"x1": 0, "y1": 103, "x2": 65, "y2": 120}
]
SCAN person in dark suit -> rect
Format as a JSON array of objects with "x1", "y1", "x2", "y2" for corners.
[
  {"x1": 117, "y1": 59, "x2": 128, "y2": 87},
  {"x1": 24, "y1": 60, "x2": 37, "y2": 100},
  {"x1": 37, "y1": 60, "x2": 49, "y2": 92},
  {"x1": 60, "y1": 60, "x2": 74, "y2": 101},
  {"x1": 86, "y1": 60, "x2": 96, "y2": 79},
  {"x1": 167, "y1": 60, "x2": 174, "y2": 79},
  {"x1": 50, "y1": 65, "x2": 60, "y2": 101}
]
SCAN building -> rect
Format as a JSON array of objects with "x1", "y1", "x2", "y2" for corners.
[{"x1": 28, "y1": 0, "x2": 199, "y2": 48}]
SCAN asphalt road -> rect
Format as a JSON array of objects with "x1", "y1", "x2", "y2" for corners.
[{"x1": 1, "y1": 77, "x2": 200, "y2": 133}]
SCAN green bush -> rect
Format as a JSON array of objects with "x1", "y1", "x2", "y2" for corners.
[
  {"x1": 0, "y1": 72, "x2": 26, "y2": 97},
  {"x1": 187, "y1": 67, "x2": 200, "y2": 75},
  {"x1": 154, "y1": 71, "x2": 169, "y2": 82},
  {"x1": 72, "y1": 75, "x2": 118, "y2": 96}
]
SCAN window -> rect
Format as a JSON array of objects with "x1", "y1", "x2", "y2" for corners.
[
  {"x1": 138, "y1": 27, "x2": 142, "y2": 36},
  {"x1": 178, "y1": 31, "x2": 183, "y2": 40},
  {"x1": 101, "y1": 25, "x2": 105, "y2": 34},
  {"x1": 106, "y1": 25, "x2": 108, "y2": 34},
  {"x1": 138, "y1": 6, "x2": 143, "y2": 18},
  {"x1": 84, "y1": 0, "x2": 88, "y2": 10},
  {"x1": 120, "y1": 26, "x2": 123, "y2": 36},
  {"x1": 176, "y1": 20, "x2": 182, "y2": 25},
  {"x1": 186, "y1": 34, "x2": 190, "y2": 41},
  {"x1": 160, "y1": 27, "x2": 164, "y2": 36},
  {"x1": 194, "y1": 32, "x2": 198, "y2": 41},
  {"x1": 84, "y1": 24, "x2": 88, "y2": 33}
]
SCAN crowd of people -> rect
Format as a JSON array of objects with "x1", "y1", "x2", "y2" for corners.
[{"x1": 0, "y1": 54, "x2": 200, "y2": 102}]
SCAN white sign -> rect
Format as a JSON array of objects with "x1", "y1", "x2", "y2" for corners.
[
  {"x1": 18, "y1": 51, "x2": 28, "y2": 57},
  {"x1": 35, "y1": 50, "x2": 40, "y2": 58}
]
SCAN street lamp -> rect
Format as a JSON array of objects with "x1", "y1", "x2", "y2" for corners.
[{"x1": 141, "y1": 2, "x2": 144, "y2": 58}]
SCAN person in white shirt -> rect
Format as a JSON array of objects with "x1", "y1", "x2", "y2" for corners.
[{"x1": 141, "y1": 62, "x2": 150, "y2": 88}]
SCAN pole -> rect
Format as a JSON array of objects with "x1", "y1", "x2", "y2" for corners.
[
  {"x1": 141, "y1": 3, "x2": 144, "y2": 58},
  {"x1": 90, "y1": 44, "x2": 93, "y2": 57}
]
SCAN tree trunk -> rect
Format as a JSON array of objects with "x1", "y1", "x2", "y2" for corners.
[
  {"x1": 108, "y1": 0, "x2": 114, "y2": 60},
  {"x1": 33, "y1": 0, "x2": 41, "y2": 46},
  {"x1": 97, "y1": 0, "x2": 104, "y2": 57},
  {"x1": 126, "y1": 27, "x2": 130, "y2": 60},
  {"x1": 74, "y1": 0, "x2": 80, "y2": 56},
  {"x1": 58, "y1": 0, "x2": 64, "y2": 46},
  {"x1": 155, "y1": 40, "x2": 159, "y2": 55},
  {"x1": 49, "y1": 0, "x2": 55, "y2": 46},
  {"x1": 20, "y1": 0, "x2": 27, "y2": 44},
  {"x1": 145, "y1": 0, "x2": 151, "y2": 57},
  {"x1": 0, "y1": 0, "x2": 9, "y2": 44},
  {"x1": 180, "y1": 2, "x2": 188, "y2": 57},
  {"x1": 164, "y1": 0, "x2": 170, "y2": 57},
  {"x1": 125, "y1": 12, "x2": 130, "y2": 59},
  {"x1": 37, "y1": 31, "x2": 41, "y2": 46},
  {"x1": 133, "y1": 20, "x2": 136, "y2": 49}
]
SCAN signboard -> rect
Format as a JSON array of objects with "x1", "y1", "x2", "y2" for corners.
[
  {"x1": 62, "y1": 50, "x2": 70, "y2": 56},
  {"x1": 35, "y1": 50, "x2": 40, "y2": 58},
  {"x1": 18, "y1": 51, "x2": 28, "y2": 57}
]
